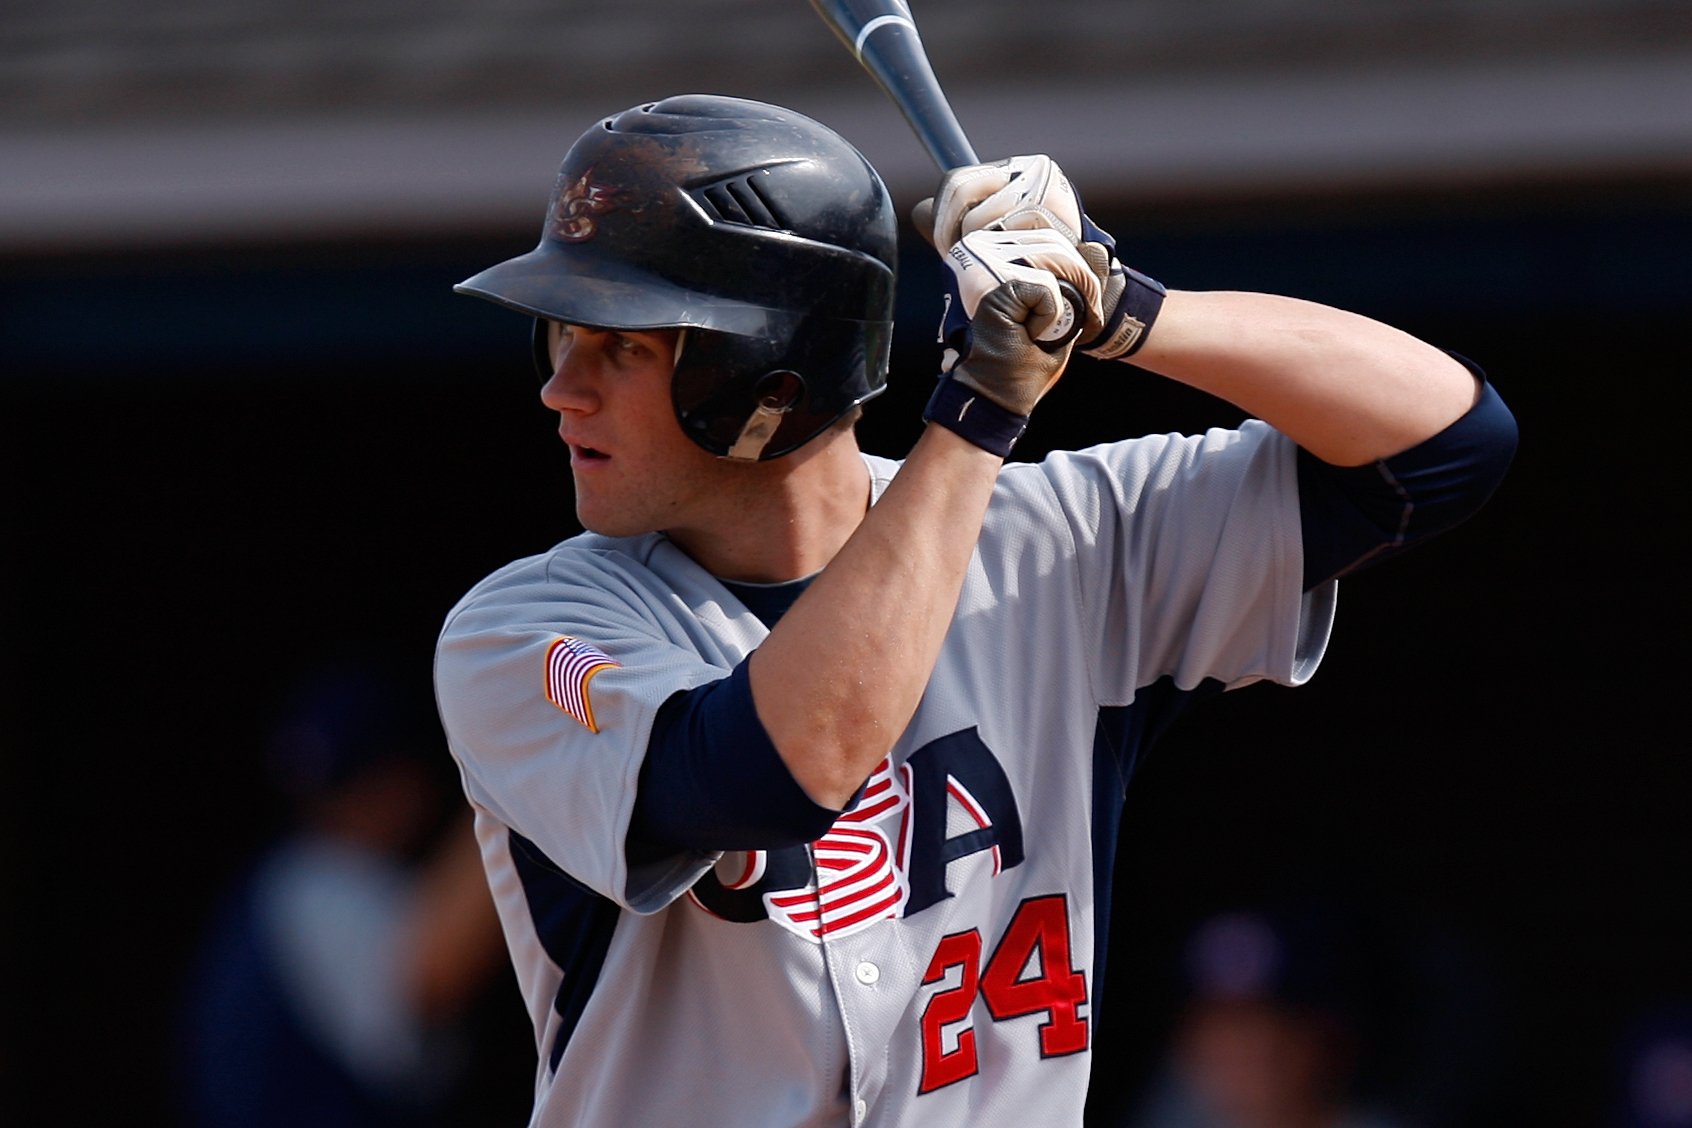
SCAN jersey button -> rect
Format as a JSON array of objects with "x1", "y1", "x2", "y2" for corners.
[
  {"x1": 854, "y1": 1097, "x2": 868, "y2": 1123},
  {"x1": 854, "y1": 960, "x2": 880, "y2": 986}
]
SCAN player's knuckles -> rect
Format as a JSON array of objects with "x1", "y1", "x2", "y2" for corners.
[
  {"x1": 957, "y1": 174, "x2": 1063, "y2": 239},
  {"x1": 935, "y1": 166, "x2": 1015, "y2": 244},
  {"x1": 977, "y1": 158, "x2": 1082, "y2": 235},
  {"x1": 1017, "y1": 279, "x2": 1067, "y2": 340},
  {"x1": 966, "y1": 179, "x2": 1035, "y2": 228},
  {"x1": 979, "y1": 278, "x2": 1063, "y2": 348}
]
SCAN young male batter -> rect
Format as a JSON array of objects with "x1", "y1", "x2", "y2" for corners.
[{"x1": 434, "y1": 94, "x2": 1516, "y2": 1127}]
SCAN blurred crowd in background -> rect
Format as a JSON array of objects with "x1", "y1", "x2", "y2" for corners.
[{"x1": 174, "y1": 651, "x2": 527, "y2": 1128}]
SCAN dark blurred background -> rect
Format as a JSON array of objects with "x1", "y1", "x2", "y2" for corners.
[{"x1": 5, "y1": 1, "x2": 1690, "y2": 1125}]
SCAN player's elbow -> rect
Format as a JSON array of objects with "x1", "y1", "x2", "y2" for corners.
[{"x1": 773, "y1": 727, "x2": 884, "y2": 814}]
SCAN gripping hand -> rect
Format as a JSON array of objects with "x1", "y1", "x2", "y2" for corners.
[
  {"x1": 915, "y1": 156, "x2": 1166, "y2": 361},
  {"x1": 923, "y1": 231, "x2": 1097, "y2": 457},
  {"x1": 947, "y1": 229, "x2": 1101, "y2": 349}
]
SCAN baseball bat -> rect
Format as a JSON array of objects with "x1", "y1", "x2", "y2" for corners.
[{"x1": 807, "y1": 0, "x2": 1084, "y2": 346}]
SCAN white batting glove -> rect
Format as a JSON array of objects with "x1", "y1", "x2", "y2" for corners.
[
  {"x1": 915, "y1": 156, "x2": 1085, "y2": 252},
  {"x1": 944, "y1": 229, "x2": 1102, "y2": 345},
  {"x1": 917, "y1": 156, "x2": 1166, "y2": 362}
]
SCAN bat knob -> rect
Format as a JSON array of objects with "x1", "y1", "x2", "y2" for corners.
[{"x1": 1035, "y1": 280, "x2": 1087, "y2": 353}]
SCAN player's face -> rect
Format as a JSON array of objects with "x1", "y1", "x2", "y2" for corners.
[{"x1": 539, "y1": 322, "x2": 734, "y2": 538}]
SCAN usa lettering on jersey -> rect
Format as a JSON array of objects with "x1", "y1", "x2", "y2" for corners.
[{"x1": 686, "y1": 727, "x2": 1026, "y2": 937}]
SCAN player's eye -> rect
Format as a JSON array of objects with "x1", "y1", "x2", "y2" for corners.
[
  {"x1": 546, "y1": 321, "x2": 575, "y2": 364},
  {"x1": 610, "y1": 333, "x2": 653, "y2": 362}
]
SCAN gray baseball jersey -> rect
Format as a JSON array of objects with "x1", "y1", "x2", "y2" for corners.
[{"x1": 434, "y1": 421, "x2": 1336, "y2": 1127}]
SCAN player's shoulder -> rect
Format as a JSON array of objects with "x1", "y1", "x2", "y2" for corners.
[{"x1": 441, "y1": 530, "x2": 669, "y2": 629}]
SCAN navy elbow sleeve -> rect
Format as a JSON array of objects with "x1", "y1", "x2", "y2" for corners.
[
  {"x1": 1300, "y1": 371, "x2": 1518, "y2": 587},
  {"x1": 631, "y1": 659, "x2": 843, "y2": 852}
]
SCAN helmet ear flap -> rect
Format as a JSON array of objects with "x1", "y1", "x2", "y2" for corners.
[
  {"x1": 670, "y1": 331, "x2": 774, "y2": 456},
  {"x1": 721, "y1": 371, "x2": 806, "y2": 462}
]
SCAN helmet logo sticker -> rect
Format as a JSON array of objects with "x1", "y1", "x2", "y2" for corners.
[{"x1": 549, "y1": 168, "x2": 624, "y2": 243}]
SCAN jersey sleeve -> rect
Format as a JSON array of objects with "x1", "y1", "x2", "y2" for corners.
[
  {"x1": 634, "y1": 659, "x2": 846, "y2": 852},
  {"x1": 434, "y1": 544, "x2": 736, "y2": 914},
  {"x1": 1299, "y1": 375, "x2": 1518, "y2": 586},
  {"x1": 1027, "y1": 421, "x2": 1335, "y2": 706}
]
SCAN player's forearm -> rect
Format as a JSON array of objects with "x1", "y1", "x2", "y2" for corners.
[
  {"x1": 749, "y1": 424, "x2": 1000, "y2": 810},
  {"x1": 1131, "y1": 290, "x2": 1479, "y2": 467}
]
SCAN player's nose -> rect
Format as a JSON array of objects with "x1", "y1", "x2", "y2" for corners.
[{"x1": 540, "y1": 345, "x2": 601, "y2": 414}]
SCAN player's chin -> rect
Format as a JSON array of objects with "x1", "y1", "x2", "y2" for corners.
[{"x1": 573, "y1": 495, "x2": 654, "y2": 540}]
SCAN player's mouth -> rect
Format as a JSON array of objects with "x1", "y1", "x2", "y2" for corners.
[{"x1": 569, "y1": 444, "x2": 610, "y2": 465}]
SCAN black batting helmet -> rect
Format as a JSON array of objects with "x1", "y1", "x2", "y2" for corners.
[{"x1": 455, "y1": 94, "x2": 898, "y2": 460}]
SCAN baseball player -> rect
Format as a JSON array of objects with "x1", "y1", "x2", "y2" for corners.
[{"x1": 434, "y1": 94, "x2": 1515, "y2": 1127}]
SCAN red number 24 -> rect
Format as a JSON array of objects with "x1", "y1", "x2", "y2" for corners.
[{"x1": 917, "y1": 894, "x2": 1089, "y2": 1093}]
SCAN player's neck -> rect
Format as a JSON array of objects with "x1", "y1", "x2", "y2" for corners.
[{"x1": 667, "y1": 432, "x2": 870, "y2": 584}]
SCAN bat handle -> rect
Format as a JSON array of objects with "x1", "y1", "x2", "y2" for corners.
[{"x1": 828, "y1": 6, "x2": 1084, "y2": 352}]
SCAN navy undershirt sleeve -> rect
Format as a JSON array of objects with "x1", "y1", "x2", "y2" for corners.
[
  {"x1": 1299, "y1": 369, "x2": 1517, "y2": 589},
  {"x1": 630, "y1": 577, "x2": 848, "y2": 853}
]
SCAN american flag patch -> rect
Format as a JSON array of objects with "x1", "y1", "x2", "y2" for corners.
[{"x1": 543, "y1": 636, "x2": 620, "y2": 732}]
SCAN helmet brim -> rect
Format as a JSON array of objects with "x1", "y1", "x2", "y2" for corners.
[{"x1": 455, "y1": 241, "x2": 782, "y2": 339}]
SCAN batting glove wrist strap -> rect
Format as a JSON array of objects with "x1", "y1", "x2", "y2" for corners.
[
  {"x1": 1081, "y1": 263, "x2": 1166, "y2": 361},
  {"x1": 923, "y1": 373, "x2": 1030, "y2": 458}
]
